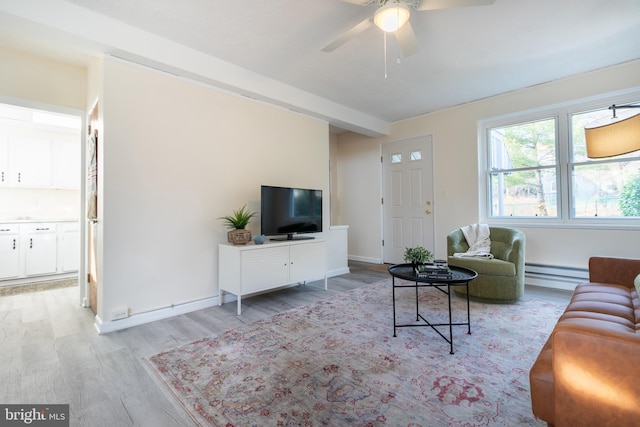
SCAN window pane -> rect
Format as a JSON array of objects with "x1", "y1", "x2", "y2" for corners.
[
  {"x1": 410, "y1": 150, "x2": 422, "y2": 161},
  {"x1": 572, "y1": 161, "x2": 640, "y2": 218},
  {"x1": 490, "y1": 169, "x2": 557, "y2": 217},
  {"x1": 490, "y1": 119, "x2": 556, "y2": 169},
  {"x1": 390, "y1": 153, "x2": 401, "y2": 164}
]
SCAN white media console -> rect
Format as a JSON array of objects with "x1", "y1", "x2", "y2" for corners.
[{"x1": 218, "y1": 238, "x2": 327, "y2": 315}]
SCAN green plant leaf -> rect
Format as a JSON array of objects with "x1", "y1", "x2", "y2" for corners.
[
  {"x1": 219, "y1": 205, "x2": 257, "y2": 229},
  {"x1": 403, "y1": 246, "x2": 433, "y2": 264}
]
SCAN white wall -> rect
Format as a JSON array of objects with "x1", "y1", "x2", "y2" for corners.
[
  {"x1": 96, "y1": 57, "x2": 330, "y2": 323},
  {"x1": 0, "y1": 46, "x2": 332, "y2": 330},
  {"x1": 0, "y1": 46, "x2": 86, "y2": 110},
  {"x1": 336, "y1": 60, "x2": 640, "y2": 269}
]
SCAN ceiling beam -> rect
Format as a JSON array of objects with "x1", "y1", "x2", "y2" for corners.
[{"x1": 0, "y1": 0, "x2": 389, "y2": 137}]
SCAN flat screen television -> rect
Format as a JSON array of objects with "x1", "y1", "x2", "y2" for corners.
[{"x1": 261, "y1": 185, "x2": 322, "y2": 240}]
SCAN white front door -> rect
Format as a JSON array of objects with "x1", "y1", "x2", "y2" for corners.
[{"x1": 382, "y1": 136, "x2": 435, "y2": 264}]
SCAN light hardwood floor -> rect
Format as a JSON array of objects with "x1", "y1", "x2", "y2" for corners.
[
  {"x1": 0, "y1": 262, "x2": 390, "y2": 426},
  {"x1": 0, "y1": 262, "x2": 570, "y2": 426}
]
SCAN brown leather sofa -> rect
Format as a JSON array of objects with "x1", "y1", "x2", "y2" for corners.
[{"x1": 529, "y1": 256, "x2": 640, "y2": 426}]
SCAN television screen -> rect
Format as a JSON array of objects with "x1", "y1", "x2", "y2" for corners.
[{"x1": 261, "y1": 185, "x2": 322, "y2": 240}]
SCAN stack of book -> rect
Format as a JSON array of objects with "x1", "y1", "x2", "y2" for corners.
[{"x1": 415, "y1": 262, "x2": 453, "y2": 279}]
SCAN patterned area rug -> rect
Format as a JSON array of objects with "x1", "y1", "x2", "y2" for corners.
[{"x1": 145, "y1": 280, "x2": 566, "y2": 426}]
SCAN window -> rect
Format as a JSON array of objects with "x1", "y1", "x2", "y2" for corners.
[
  {"x1": 489, "y1": 118, "x2": 558, "y2": 217},
  {"x1": 482, "y1": 91, "x2": 640, "y2": 226},
  {"x1": 571, "y1": 109, "x2": 640, "y2": 218}
]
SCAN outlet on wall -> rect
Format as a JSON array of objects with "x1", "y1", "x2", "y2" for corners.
[{"x1": 111, "y1": 307, "x2": 129, "y2": 320}]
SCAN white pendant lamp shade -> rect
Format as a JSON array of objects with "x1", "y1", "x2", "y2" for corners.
[
  {"x1": 374, "y1": 3, "x2": 411, "y2": 32},
  {"x1": 585, "y1": 113, "x2": 640, "y2": 158}
]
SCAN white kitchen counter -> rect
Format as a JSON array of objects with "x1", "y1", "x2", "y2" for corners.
[{"x1": 0, "y1": 218, "x2": 79, "y2": 224}]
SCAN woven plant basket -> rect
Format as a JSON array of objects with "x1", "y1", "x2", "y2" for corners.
[{"x1": 227, "y1": 229, "x2": 252, "y2": 245}]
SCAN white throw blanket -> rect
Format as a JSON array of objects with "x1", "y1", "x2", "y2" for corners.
[{"x1": 453, "y1": 223, "x2": 494, "y2": 259}]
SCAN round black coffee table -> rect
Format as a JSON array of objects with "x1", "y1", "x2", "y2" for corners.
[{"x1": 388, "y1": 263, "x2": 478, "y2": 354}]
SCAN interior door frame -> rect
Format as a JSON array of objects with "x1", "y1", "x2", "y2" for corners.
[
  {"x1": 0, "y1": 95, "x2": 88, "y2": 307},
  {"x1": 380, "y1": 135, "x2": 436, "y2": 264}
]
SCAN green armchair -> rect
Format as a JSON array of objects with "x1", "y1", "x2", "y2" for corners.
[{"x1": 447, "y1": 226, "x2": 525, "y2": 302}]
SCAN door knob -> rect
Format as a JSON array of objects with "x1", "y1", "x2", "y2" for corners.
[{"x1": 426, "y1": 209, "x2": 432, "y2": 214}]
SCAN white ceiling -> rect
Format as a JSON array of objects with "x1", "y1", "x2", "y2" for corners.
[{"x1": 1, "y1": 0, "x2": 639, "y2": 136}]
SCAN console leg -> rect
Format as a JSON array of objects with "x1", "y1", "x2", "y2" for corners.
[{"x1": 237, "y1": 296, "x2": 242, "y2": 315}]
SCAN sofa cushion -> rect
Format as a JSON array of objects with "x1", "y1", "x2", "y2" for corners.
[
  {"x1": 635, "y1": 273, "x2": 640, "y2": 297},
  {"x1": 560, "y1": 282, "x2": 637, "y2": 326}
]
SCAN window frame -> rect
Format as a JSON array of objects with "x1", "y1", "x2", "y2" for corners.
[{"x1": 479, "y1": 88, "x2": 640, "y2": 230}]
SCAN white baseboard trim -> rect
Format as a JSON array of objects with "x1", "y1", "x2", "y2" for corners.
[
  {"x1": 349, "y1": 255, "x2": 383, "y2": 264},
  {"x1": 93, "y1": 275, "x2": 339, "y2": 334},
  {"x1": 525, "y1": 263, "x2": 588, "y2": 291},
  {"x1": 94, "y1": 296, "x2": 219, "y2": 334}
]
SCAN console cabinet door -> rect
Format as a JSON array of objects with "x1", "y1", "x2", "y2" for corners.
[
  {"x1": 289, "y1": 241, "x2": 326, "y2": 284},
  {"x1": 241, "y1": 246, "x2": 289, "y2": 293}
]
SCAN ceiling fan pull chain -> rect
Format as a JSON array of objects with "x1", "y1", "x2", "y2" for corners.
[{"x1": 384, "y1": 32, "x2": 388, "y2": 78}]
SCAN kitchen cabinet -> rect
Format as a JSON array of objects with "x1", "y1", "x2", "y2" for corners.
[
  {"x1": 59, "y1": 222, "x2": 80, "y2": 272},
  {"x1": 0, "y1": 225, "x2": 20, "y2": 279},
  {"x1": 0, "y1": 136, "x2": 79, "y2": 189},
  {"x1": 23, "y1": 223, "x2": 57, "y2": 276},
  {"x1": 0, "y1": 136, "x2": 8, "y2": 185},
  {"x1": 52, "y1": 140, "x2": 80, "y2": 189},
  {"x1": 9, "y1": 136, "x2": 51, "y2": 187},
  {"x1": 219, "y1": 239, "x2": 327, "y2": 315},
  {"x1": 0, "y1": 221, "x2": 80, "y2": 284}
]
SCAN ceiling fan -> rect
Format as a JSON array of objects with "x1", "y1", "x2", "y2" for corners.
[{"x1": 322, "y1": 0, "x2": 496, "y2": 57}]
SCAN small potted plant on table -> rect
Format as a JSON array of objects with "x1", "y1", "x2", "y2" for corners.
[
  {"x1": 404, "y1": 246, "x2": 433, "y2": 269},
  {"x1": 219, "y1": 205, "x2": 257, "y2": 245}
]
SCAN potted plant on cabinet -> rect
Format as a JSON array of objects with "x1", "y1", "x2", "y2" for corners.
[{"x1": 219, "y1": 205, "x2": 257, "y2": 245}]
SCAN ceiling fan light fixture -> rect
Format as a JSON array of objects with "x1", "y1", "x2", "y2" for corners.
[{"x1": 374, "y1": 3, "x2": 410, "y2": 32}]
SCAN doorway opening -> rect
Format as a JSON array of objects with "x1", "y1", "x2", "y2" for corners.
[{"x1": 0, "y1": 101, "x2": 86, "y2": 303}]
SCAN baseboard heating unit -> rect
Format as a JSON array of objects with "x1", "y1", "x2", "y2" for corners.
[{"x1": 525, "y1": 263, "x2": 589, "y2": 291}]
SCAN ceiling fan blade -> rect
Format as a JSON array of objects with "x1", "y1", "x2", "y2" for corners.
[
  {"x1": 321, "y1": 18, "x2": 373, "y2": 52},
  {"x1": 394, "y1": 21, "x2": 419, "y2": 57},
  {"x1": 417, "y1": 0, "x2": 495, "y2": 11}
]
